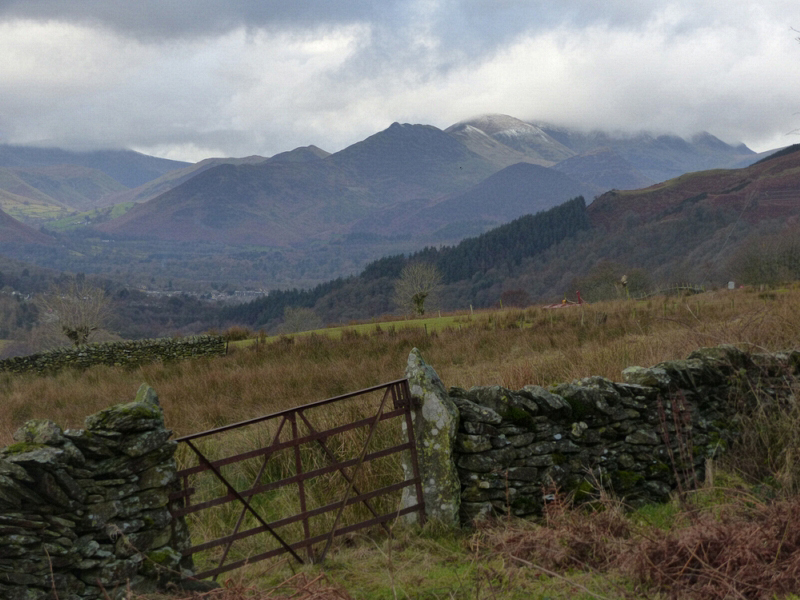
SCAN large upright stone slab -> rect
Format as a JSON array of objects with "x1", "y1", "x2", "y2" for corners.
[{"x1": 400, "y1": 348, "x2": 461, "y2": 527}]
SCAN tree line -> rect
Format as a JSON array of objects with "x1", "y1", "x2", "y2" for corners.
[{"x1": 223, "y1": 196, "x2": 590, "y2": 330}]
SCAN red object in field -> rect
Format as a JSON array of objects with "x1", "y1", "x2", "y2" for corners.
[{"x1": 544, "y1": 291, "x2": 585, "y2": 309}]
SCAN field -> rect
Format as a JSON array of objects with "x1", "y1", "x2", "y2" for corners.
[
  {"x1": 232, "y1": 313, "x2": 473, "y2": 346},
  {"x1": 44, "y1": 201, "x2": 137, "y2": 231},
  {"x1": 2, "y1": 286, "x2": 800, "y2": 599}
]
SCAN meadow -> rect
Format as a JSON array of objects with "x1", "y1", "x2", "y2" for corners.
[{"x1": 2, "y1": 285, "x2": 800, "y2": 599}]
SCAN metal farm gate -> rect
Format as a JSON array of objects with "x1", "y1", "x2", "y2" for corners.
[{"x1": 168, "y1": 379, "x2": 425, "y2": 580}]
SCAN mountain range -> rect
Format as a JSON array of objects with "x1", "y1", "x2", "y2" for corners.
[
  {"x1": 92, "y1": 116, "x2": 758, "y2": 247},
  {"x1": 0, "y1": 114, "x2": 773, "y2": 292}
]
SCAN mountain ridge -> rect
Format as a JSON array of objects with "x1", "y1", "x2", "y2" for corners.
[{"x1": 97, "y1": 123, "x2": 499, "y2": 245}]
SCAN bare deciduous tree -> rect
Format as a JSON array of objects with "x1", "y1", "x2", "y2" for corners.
[
  {"x1": 393, "y1": 263, "x2": 443, "y2": 317},
  {"x1": 36, "y1": 279, "x2": 112, "y2": 347}
]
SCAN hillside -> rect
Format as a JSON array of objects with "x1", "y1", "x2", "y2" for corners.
[
  {"x1": 221, "y1": 145, "x2": 800, "y2": 331},
  {"x1": 0, "y1": 144, "x2": 189, "y2": 188},
  {"x1": 222, "y1": 197, "x2": 591, "y2": 329},
  {"x1": 97, "y1": 118, "x2": 755, "y2": 251},
  {"x1": 587, "y1": 144, "x2": 800, "y2": 229},
  {"x1": 97, "y1": 160, "x2": 343, "y2": 244},
  {"x1": 93, "y1": 147, "x2": 326, "y2": 215},
  {"x1": 0, "y1": 208, "x2": 56, "y2": 245},
  {"x1": 98, "y1": 155, "x2": 269, "y2": 207},
  {"x1": 411, "y1": 162, "x2": 598, "y2": 235},
  {"x1": 535, "y1": 123, "x2": 757, "y2": 182},
  {"x1": 265, "y1": 145, "x2": 330, "y2": 164},
  {"x1": 0, "y1": 165, "x2": 128, "y2": 214},
  {"x1": 551, "y1": 147, "x2": 654, "y2": 190},
  {"x1": 444, "y1": 115, "x2": 571, "y2": 168},
  {"x1": 98, "y1": 123, "x2": 498, "y2": 245},
  {"x1": 0, "y1": 144, "x2": 192, "y2": 221},
  {"x1": 447, "y1": 115, "x2": 757, "y2": 192},
  {"x1": 0, "y1": 116, "x2": 782, "y2": 296}
]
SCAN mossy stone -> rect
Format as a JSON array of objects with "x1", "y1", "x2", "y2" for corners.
[
  {"x1": 2, "y1": 442, "x2": 47, "y2": 456},
  {"x1": 621, "y1": 366, "x2": 671, "y2": 388},
  {"x1": 612, "y1": 470, "x2": 644, "y2": 491},
  {"x1": 571, "y1": 479, "x2": 595, "y2": 502},
  {"x1": 12, "y1": 420, "x2": 64, "y2": 446},
  {"x1": 503, "y1": 405, "x2": 535, "y2": 429},
  {"x1": 401, "y1": 348, "x2": 461, "y2": 527},
  {"x1": 85, "y1": 401, "x2": 163, "y2": 433}
]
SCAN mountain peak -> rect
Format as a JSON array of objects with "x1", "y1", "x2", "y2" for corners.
[
  {"x1": 447, "y1": 114, "x2": 574, "y2": 163},
  {"x1": 447, "y1": 114, "x2": 546, "y2": 137},
  {"x1": 266, "y1": 145, "x2": 330, "y2": 164},
  {"x1": 691, "y1": 131, "x2": 753, "y2": 154}
]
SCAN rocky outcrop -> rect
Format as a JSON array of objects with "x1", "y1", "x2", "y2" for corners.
[{"x1": 0, "y1": 384, "x2": 192, "y2": 599}]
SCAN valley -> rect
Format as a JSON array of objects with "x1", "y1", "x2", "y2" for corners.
[{"x1": 0, "y1": 114, "x2": 796, "y2": 349}]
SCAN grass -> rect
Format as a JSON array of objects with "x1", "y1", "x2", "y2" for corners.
[
  {"x1": 7, "y1": 285, "x2": 799, "y2": 443},
  {"x1": 44, "y1": 202, "x2": 136, "y2": 231},
  {"x1": 232, "y1": 313, "x2": 473, "y2": 346},
  {"x1": 0, "y1": 189, "x2": 68, "y2": 221},
  {"x1": 3, "y1": 285, "x2": 800, "y2": 598}
]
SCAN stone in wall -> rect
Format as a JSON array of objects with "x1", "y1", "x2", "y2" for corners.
[{"x1": 0, "y1": 384, "x2": 193, "y2": 599}]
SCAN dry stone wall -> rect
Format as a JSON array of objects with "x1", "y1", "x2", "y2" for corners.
[
  {"x1": 0, "y1": 384, "x2": 194, "y2": 600},
  {"x1": 0, "y1": 335, "x2": 226, "y2": 376},
  {"x1": 407, "y1": 346, "x2": 800, "y2": 524}
]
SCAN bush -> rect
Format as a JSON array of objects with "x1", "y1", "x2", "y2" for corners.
[{"x1": 224, "y1": 326, "x2": 252, "y2": 341}]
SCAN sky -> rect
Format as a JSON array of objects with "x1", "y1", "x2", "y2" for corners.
[{"x1": 0, "y1": 0, "x2": 798, "y2": 163}]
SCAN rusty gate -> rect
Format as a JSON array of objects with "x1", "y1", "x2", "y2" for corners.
[{"x1": 168, "y1": 379, "x2": 425, "y2": 579}]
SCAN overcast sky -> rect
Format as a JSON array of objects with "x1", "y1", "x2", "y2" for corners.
[{"x1": 0, "y1": 0, "x2": 798, "y2": 162}]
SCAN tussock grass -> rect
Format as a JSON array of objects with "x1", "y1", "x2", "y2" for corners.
[{"x1": 2, "y1": 286, "x2": 799, "y2": 443}]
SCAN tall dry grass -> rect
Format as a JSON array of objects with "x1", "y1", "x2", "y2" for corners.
[
  {"x1": 2, "y1": 286, "x2": 799, "y2": 446},
  {"x1": 3, "y1": 286, "x2": 800, "y2": 599}
]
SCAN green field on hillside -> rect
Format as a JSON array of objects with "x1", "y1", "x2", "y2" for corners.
[
  {"x1": 232, "y1": 312, "x2": 480, "y2": 347},
  {"x1": 44, "y1": 202, "x2": 136, "y2": 231}
]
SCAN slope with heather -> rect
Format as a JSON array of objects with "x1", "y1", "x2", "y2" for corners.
[{"x1": 587, "y1": 144, "x2": 800, "y2": 229}]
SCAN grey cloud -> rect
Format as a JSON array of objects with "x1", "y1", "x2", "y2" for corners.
[
  {"x1": 1, "y1": 0, "x2": 797, "y2": 160},
  {"x1": 0, "y1": 0, "x2": 395, "y2": 39},
  {"x1": 0, "y1": 0, "x2": 672, "y2": 44}
]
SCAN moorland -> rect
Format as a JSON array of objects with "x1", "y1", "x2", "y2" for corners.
[{"x1": 2, "y1": 286, "x2": 800, "y2": 599}]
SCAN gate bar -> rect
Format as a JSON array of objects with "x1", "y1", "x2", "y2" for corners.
[
  {"x1": 172, "y1": 379, "x2": 426, "y2": 575},
  {"x1": 176, "y1": 407, "x2": 406, "y2": 477},
  {"x1": 318, "y1": 385, "x2": 392, "y2": 562},
  {"x1": 297, "y1": 410, "x2": 391, "y2": 535},
  {"x1": 194, "y1": 505, "x2": 422, "y2": 580},
  {"x1": 182, "y1": 438, "x2": 305, "y2": 565},
  {"x1": 214, "y1": 415, "x2": 289, "y2": 576},
  {"x1": 175, "y1": 379, "x2": 411, "y2": 442},
  {"x1": 172, "y1": 440, "x2": 414, "y2": 517},
  {"x1": 184, "y1": 478, "x2": 419, "y2": 555}
]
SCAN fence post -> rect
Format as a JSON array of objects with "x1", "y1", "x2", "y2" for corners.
[{"x1": 400, "y1": 348, "x2": 461, "y2": 527}]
